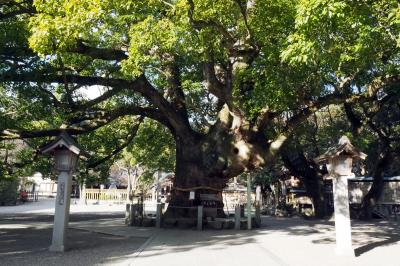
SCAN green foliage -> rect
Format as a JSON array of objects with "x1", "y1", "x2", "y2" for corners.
[
  {"x1": 282, "y1": 1, "x2": 400, "y2": 76},
  {"x1": 0, "y1": 178, "x2": 18, "y2": 205},
  {"x1": 126, "y1": 119, "x2": 175, "y2": 173},
  {"x1": 251, "y1": 168, "x2": 277, "y2": 187},
  {"x1": 1, "y1": 0, "x2": 400, "y2": 186}
]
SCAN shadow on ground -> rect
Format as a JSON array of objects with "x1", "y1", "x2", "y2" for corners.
[
  {"x1": 353, "y1": 230, "x2": 400, "y2": 257},
  {"x1": 0, "y1": 227, "x2": 147, "y2": 266},
  {"x1": 1, "y1": 213, "x2": 399, "y2": 265},
  {"x1": 119, "y1": 217, "x2": 400, "y2": 262},
  {"x1": 0, "y1": 213, "x2": 145, "y2": 266},
  {"x1": 265, "y1": 216, "x2": 400, "y2": 257}
]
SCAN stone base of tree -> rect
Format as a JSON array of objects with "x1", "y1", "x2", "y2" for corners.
[{"x1": 160, "y1": 216, "x2": 260, "y2": 230}]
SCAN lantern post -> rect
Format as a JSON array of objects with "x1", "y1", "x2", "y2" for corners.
[
  {"x1": 40, "y1": 132, "x2": 88, "y2": 252},
  {"x1": 315, "y1": 136, "x2": 366, "y2": 257}
]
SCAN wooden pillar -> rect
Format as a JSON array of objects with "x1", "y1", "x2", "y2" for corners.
[
  {"x1": 247, "y1": 175, "x2": 252, "y2": 230},
  {"x1": 235, "y1": 205, "x2": 241, "y2": 230},
  {"x1": 156, "y1": 203, "x2": 162, "y2": 228},
  {"x1": 197, "y1": 205, "x2": 203, "y2": 231}
]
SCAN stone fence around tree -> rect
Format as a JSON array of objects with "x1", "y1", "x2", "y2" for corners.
[
  {"x1": 82, "y1": 188, "x2": 255, "y2": 212},
  {"x1": 348, "y1": 176, "x2": 400, "y2": 204},
  {"x1": 348, "y1": 176, "x2": 400, "y2": 219}
]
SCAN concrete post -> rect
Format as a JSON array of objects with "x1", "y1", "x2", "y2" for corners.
[
  {"x1": 79, "y1": 182, "x2": 86, "y2": 205},
  {"x1": 255, "y1": 185, "x2": 261, "y2": 227},
  {"x1": 247, "y1": 175, "x2": 252, "y2": 230},
  {"x1": 314, "y1": 136, "x2": 366, "y2": 257},
  {"x1": 235, "y1": 205, "x2": 241, "y2": 230},
  {"x1": 333, "y1": 175, "x2": 354, "y2": 256},
  {"x1": 197, "y1": 205, "x2": 203, "y2": 231},
  {"x1": 49, "y1": 171, "x2": 73, "y2": 252},
  {"x1": 127, "y1": 170, "x2": 131, "y2": 204},
  {"x1": 156, "y1": 203, "x2": 162, "y2": 228},
  {"x1": 156, "y1": 171, "x2": 161, "y2": 203},
  {"x1": 255, "y1": 205, "x2": 261, "y2": 227},
  {"x1": 125, "y1": 203, "x2": 131, "y2": 225}
]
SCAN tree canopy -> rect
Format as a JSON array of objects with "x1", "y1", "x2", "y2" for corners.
[{"x1": 1, "y1": 0, "x2": 399, "y2": 197}]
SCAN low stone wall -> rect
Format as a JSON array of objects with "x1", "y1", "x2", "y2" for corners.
[{"x1": 348, "y1": 180, "x2": 400, "y2": 204}]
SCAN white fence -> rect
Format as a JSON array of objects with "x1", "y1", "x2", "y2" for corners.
[{"x1": 84, "y1": 189, "x2": 128, "y2": 203}]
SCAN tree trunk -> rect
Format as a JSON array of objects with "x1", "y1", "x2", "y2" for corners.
[
  {"x1": 164, "y1": 136, "x2": 228, "y2": 219},
  {"x1": 282, "y1": 150, "x2": 328, "y2": 219},
  {"x1": 360, "y1": 151, "x2": 391, "y2": 219},
  {"x1": 164, "y1": 106, "x2": 272, "y2": 220}
]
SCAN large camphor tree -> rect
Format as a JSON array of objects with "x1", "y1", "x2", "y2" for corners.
[{"x1": 1, "y1": 0, "x2": 399, "y2": 217}]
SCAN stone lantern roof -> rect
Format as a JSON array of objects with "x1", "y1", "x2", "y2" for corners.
[
  {"x1": 40, "y1": 131, "x2": 90, "y2": 158},
  {"x1": 314, "y1": 136, "x2": 367, "y2": 164}
]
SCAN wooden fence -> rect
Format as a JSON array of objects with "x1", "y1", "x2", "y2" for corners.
[
  {"x1": 85, "y1": 189, "x2": 128, "y2": 203},
  {"x1": 83, "y1": 188, "x2": 254, "y2": 211}
]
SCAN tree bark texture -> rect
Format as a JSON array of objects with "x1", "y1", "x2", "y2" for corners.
[
  {"x1": 281, "y1": 150, "x2": 328, "y2": 218},
  {"x1": 164, "y1": 106, "x2": 273, "y2": 219},
  {"x1": 360, "y1": 151, "x2": 392, "y2": 219}
]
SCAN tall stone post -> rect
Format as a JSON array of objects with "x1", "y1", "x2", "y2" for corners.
[
  {"x1": 197, "y1": 205, "x2": 203, "y2": 231},
  {"x1": 79, "y1": 182, "x2": 86, "y2": 205},
  {"x1": 247, "y1": 175, "x2": 252, "y2": 230},
  {"x1": 235, "y1": 205, "x2": 241, "y2": 230},
  {"x1": 156, "y1": 203, "x2": 162, "y2": 228},
  {"x1": 332, "y1": 174, "x2": 353, "y2": 256},
  {"x1": 40, "y1": 131, "x2": 88, "y2": 252},
  {"x1": 314, "y1": 136, "x2": 366, "y2": 257},
  {"x1": 127, "y1": 169, "x2": 131, "y2": 204},
  {"x1": 255, "y1": 185, "x2": 261, "y2": 227},
  {"x1": 50, "y1": 171, "x2": 73, "y2": 252}
]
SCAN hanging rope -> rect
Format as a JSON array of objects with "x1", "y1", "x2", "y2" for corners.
[{"x1": 172, "y1": 186, "x2": 223, "y2": 192}]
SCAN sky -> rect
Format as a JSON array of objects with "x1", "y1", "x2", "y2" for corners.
[{"x1": 79, "y1": 85, "x2": 104, "y2": 100}]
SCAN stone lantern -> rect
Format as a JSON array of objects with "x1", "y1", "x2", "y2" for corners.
[
  {"x1": 315, "y1": 136, "x2": 366, "y2": 257},
  {"x1": 40, "y1": 131, "x2": 89, "y2": 252}
]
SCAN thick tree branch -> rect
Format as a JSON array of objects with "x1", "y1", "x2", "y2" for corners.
[
  {"x1": 0, "y1": 106, "x2": 166, "y2": 141},
  {"x1": 202, "y1": 61, "x2": 230, "y2": 104},
  {"x1": 285, "y1": 93, "x2": 366, "y2": 133},
  {"x1": 87, "y1": 117, "x2": 144, "y2": 168},
  {"x1": 254, "y1": 108, "x2": 279, "y2": 132},
  {"x1": 69, "y1": 39, "x2": 128, "y2": 61},
  {"x1": 234, "y1": 0, "x2": 251, "y2": 38},
  {"x1": 262, "y1": 74, "x2": 400, "y2": 164},
  {"x1": 163, "y1": 55, "x2": 188, "y2": 120},
  {"x1": 360, "y1": 149, "x2": 392, "y2": 219},
  {"x1": 187, "y1": 0, "x2": 235, "y2": 46},
  {"x1": 1, "y1": 70, "x2": 134, "y2": 88},
  {"x1": 0, "y1": 8, "x2": 34, "y2": 20},
  {"x1": 0, "y1": 0, "x2": 35, "y2": 21},
  {"x1": 261, "y1": 74, "x2": 400, "y2": 136},
  {"x1": 0, "y1": 47, "x2": 36, "y2": 58},
  {"x1": 35, "y1": 85, "x2": 64, "y2": 108},
  {"x1": 264, "y1": 92, "x2": 390, "y2": 161},
  {"x1": 75, "y1": 86, "x2": 127, "y2": 110},
  {"x1": 344, "y1": 103, "x2": 363, "y2": 135},
  {"x1": 68, "y1": 106, "x2": 169, "y2": 129},
  {"x1": 1, "y1": 70, "x2": 194, "y2": 138}
]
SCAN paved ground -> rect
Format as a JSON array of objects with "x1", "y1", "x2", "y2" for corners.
[
  {"x1": 128, "y1": 218, "x2": 400, "y2": 266},
  {"x1": 0, "y1": 197, "x2": 127, "y2": 215},
  {"x1": 1, "y1": 198, "x2": 399, "y2": 266},
  {"x1": 0, "y1": 198, "x2": 151, "y2": 266}
]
